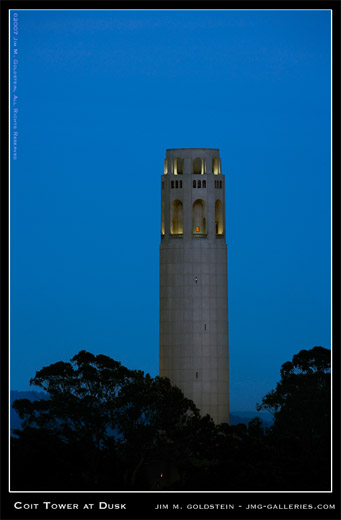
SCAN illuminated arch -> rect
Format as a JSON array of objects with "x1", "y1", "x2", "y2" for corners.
[
  {"x1": 212, "y1": 157, "x2": 219, "y2": 175},
  {"x1": 193, "y1": 157, "x2": 204, "y2": 175},
  {"x1": 174, "y1": 157, "x2": 184, "y2": 175},
  {"x1": 161, "y1": 200, "x2": 165, "y2": 236},
  {"x1": 170, "y1": 200, "x2": 183, "y2": 235},
  {"x1": 192, "y1": 199, "x2": 207, "y2": 234},
  {"x1": 215, "y1": 199, "x2": 224, "y2": 235}
]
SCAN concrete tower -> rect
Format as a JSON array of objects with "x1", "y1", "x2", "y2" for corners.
[{"x1": 159, "y1": 148, "x2": 229, "y2": 424}]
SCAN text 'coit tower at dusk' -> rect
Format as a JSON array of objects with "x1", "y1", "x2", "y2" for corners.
[{"x1": 159, "y1": 148, "x2": 229, "y2": 424}]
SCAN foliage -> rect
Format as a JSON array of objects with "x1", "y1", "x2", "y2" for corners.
[
  {"x1": 11, "y1": 347, "x2": 331, "y2": 491},
  {"x1": 14, "y1": 351, "x2": 132, "y2": 450},
  {"x1": 257, "y1": 346, "x2": 331, "y2": 490},
  {"x1": 257, "y1": 346, "x2": 330, "y2": 431},
  {"x1": 12, "y1": 350, "x2": 202, "y2": 490}
]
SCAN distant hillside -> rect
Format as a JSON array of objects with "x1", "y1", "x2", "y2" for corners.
[
  {"x1": 10, "y1": 391, "x2": 273, "y2": 432},
  {"x1": 230, "y1": 411, "x2": 273, "y2": 427}
]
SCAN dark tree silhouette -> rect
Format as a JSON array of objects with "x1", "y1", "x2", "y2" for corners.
[
  {"x1": 12, "y1": 350, "x2": 205, "y2": 490},
  {"x1": 11, "y1": 346, "x2": 331, "y2": 491},
  {"x1": 257, "y1": 346, "x2": 331, "y2": 490},
  {"x1": 257, "y1": 346, "x2": 330, "y2": 439}
]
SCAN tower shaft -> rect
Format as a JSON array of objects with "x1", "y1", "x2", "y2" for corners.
[{"x1": 159, "y1": 149, "x2": 229, "y2": 424}]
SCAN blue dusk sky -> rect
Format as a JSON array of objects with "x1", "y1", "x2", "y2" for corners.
[{"x1": 10, "y1": 9, "x2": 331, "y2": 412}]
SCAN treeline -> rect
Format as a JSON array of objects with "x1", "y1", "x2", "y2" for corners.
[{"x1": 11, "y1": 347, "x2": 331, "y2": 491}]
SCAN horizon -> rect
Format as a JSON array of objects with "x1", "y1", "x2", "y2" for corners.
[{"x1": 10, "y1": 390, "x2": 275, "y2": 420}]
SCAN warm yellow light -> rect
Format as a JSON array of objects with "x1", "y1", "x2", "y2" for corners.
[{"x1": 196, "y1": 226, "x2": 200, "y2": 232}]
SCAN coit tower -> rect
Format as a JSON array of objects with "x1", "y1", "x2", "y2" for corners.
[{"x1": 159, "y1": 148, "x2": 229, "y2": 424}]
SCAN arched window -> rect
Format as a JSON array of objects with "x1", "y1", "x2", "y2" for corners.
[
  {"x1": 203, "y1": 180, "x2": 206, "y2": 188},
  {"x1": 212, "y1": 157, "x2": 219, "y2": 175},
  {"x1": 193, "y1": 157, "x2": 204, "y2": 175},
  {"x1": 174, "y1": 157, "x2": 184, "y2": 175},
  {"x1": 198, "y1": 180, "x2": 201, "y2": 188},
  {"x1": 161, "y1": 200, "x2": 165, "y2": 236},
  {"x1": 215, "y1": 200, "x2": 223, "y2": 235},
  {"x1": 192, "y1": 199, "x2": 207, "y2": 235},
  {"x1": 193, "y1": 180, "x2": 196, "y2": 188},
  {"x1": 171, "y1": 200, "x2": 183, "y2": 235}
]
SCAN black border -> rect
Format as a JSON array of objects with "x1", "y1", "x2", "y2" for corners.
[{"x1": 1, "y1": 2, "x2": 340, "y2": 519}]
